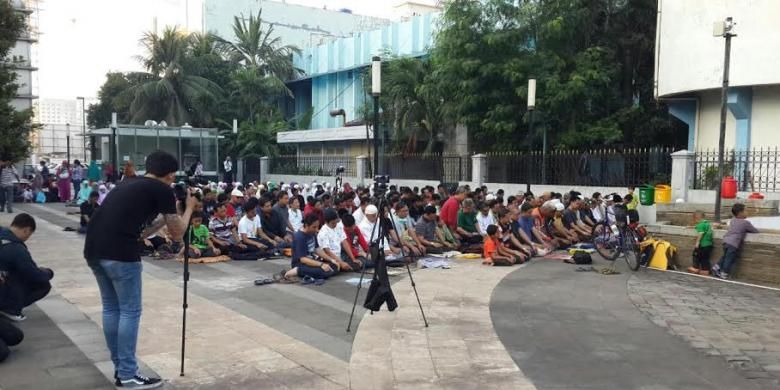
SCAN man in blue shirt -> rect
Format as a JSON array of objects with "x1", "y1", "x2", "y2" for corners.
[{"x1": 277, "y1": 214, "x2": 337, "y2": 283}]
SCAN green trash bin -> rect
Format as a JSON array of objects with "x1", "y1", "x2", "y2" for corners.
[{"x1": 639, "y1": 186, "x2": 655, "y2": 206}]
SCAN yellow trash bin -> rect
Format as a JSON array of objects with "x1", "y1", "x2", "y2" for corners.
[{"x1": 654, "y1": 185, "x2": 671, "y2": 204}]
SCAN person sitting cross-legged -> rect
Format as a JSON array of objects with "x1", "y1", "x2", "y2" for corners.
[
  {"x1": 237, "y1": 198, "x2": 273, "y2": 256},
  {"x1": 209, "y1": 202, "x2": 259, "y2": 259},
  {"x1": 278, "y1": 214, "x2": 337, "y2": 283},
  {"x1": 414, "y1": 206, "x2": 446, "y2": 254},
  {"x1": 483, "y1": 225, "x2": 516, "y2": 266},
  {"x1": 341, "y1": 214, "x2": 373, "y2": 269},
  {"x1": 259, "y1": 197, "x2": 291, "y2": 249},
  {"x1": 185, "y1": 212, "x2": 221, "y2": 258},
  {"x1": 317, "y1": 208, "x2": 358, "y2": 272},
  {"x1": 0, "y1": 214, "x2": 53, "y2": 322},
  {"x1": 457, "y1": 198, "x2": 483, "y2": 251},
  {"x1": 359, "y1": 205, "x2": 403, "y2": 259}
]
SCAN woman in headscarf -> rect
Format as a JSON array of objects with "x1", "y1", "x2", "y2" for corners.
[
  {"x1": 97, "y1": 184, "x2": 108, "y2": 205},
  {"x1": 56, "y1": 160, "x2": 71, "y2": 202},
  {"x1": 77, "y1": 180, "x2": 91, "y2": 205}
]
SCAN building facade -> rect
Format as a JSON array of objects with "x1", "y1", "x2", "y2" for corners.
[
  {"x1": 279, "y1": 11, "x2": 440, "y2": 157},
  {"x1": 655, "y1": 0, "x2": 780, "y2": 152},
  {"x1": 8, "y1": 0, "x2": 39, "y2": 111},
  {"x1": 33, "y1": 98, "x2": 95, "y2": 161},
  {"x1": 203, "y1": 0, "x2": 390, "y2": 50}
]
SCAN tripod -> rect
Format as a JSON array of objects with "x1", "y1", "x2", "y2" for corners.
[
  {"x1": 179, "y1": 224, "x2": 191, "y2": 376},
  {"x1": 346, "y1": 195, "x2": 428, "y2": 332}
]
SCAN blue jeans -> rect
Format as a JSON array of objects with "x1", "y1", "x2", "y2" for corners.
[
  {"x1": 88, "y1": 260, "x2": 143, "y2": 380},
  {"x1": 0, "y1": 185, "x2": 13, "y2": 212},
  {"x1": 718, "y1": 244, "x2": 741, "y2": 274},
  {"x1": 296, "y1": 264, "x2": 337, "y2": 279}
]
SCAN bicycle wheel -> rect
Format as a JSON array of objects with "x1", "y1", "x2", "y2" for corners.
[
  {"x1": 592, "y1": 222, "x2": 619, "y2": 261},
  {"x1": 622, "y1": 228, "x2": 641, "y2": 271}
]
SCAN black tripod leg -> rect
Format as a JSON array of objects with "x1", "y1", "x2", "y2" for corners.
[
  {"x1": 404, "y1": 258, "x2": 429, "y2": 327},
  {"x1": 346, "y1": 258, "x2": 370, "y2": 333},
  {"x1": 180, "y1": 226, "x2": 191, "y2": 376}
]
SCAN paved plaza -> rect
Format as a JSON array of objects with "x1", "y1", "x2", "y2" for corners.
[{"x1": 0, "y1": 203, "x2": 779, "y2": 389}]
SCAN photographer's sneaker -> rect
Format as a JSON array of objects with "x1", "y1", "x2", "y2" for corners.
[
  {"x1": 117, "y1": 374, "x2": 163, "y2": 389},
  {"x1": 0, "y1": 310, "x2": 26, "y2": 322}
]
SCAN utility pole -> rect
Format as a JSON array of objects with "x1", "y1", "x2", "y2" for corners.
[
  {"x1": 77, "y1": 96, "x2": 87, "y2": 160},
  {"x1": 66, "y1": 123, "x2": 71, "y2": 164},
  {"x1": 371, "y1": 56, "x2": 382, "y2": 176},
  {"x1": 713, "y1": 17, "x2": 736, "y2": 223}
]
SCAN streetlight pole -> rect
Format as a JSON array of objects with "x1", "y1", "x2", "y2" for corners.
[
  {"x1": 528, "y1": 79, "x2": 543, "y2": 184},
  {"x1": 66, "y1": 123, "x2": 71, "y2": 164},
  {"x1": 77, "y1": 96, "x2": 87, "y2": 161},
  {"x1": 111, "y1": 112, "x2": 117, "y2": 183},
  {"x1": 371, "y1": 56, "x2": 382, "y2": 176},
  {"x1": 713, "y1": 17, "x2": 736, "y2": 223}
]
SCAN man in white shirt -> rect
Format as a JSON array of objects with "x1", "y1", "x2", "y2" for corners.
[
  {"x1": 237, "y1": 198, "x2": 275, "y2": 254},
  {"x1": 352, "y1": 196, "x2": 370, "y2": 225},
  {"x1": 359, "y1": 205, "x2": 401, "y2": 258},
  {"x1": 223, "y1": 157, "x2": 233, "y2": 183},
  {"x1": 476, "y1": 202, "x2": 495, "y2": 236},
  {"x1": 316, "y1": 209, "x2": 354, "y2": 271}
]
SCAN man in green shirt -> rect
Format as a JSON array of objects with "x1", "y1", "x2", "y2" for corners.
[
  {"x1": 688, "y1": 211, "x2": 713, "y2": 275},
  {"x1": 187, "y1": 212, "x2": 221, "y2": 258},
  {"x1": 456, "y1": 198, "x2": 482, "y2": 245}
]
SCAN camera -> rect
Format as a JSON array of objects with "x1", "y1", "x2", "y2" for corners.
[
  {"x1": 173, "y1": 180, "x2": 201, "y2": 202},
  {"x1": 373, "y1": 175, "x2": 390, "y2": 197},
  {"x1": 336, "y1": 165, "x2": 345, "y2": 175}
]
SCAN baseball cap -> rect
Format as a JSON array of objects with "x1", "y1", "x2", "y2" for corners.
[
  {"x1": 231, "y1": 189, "x2": 244, "y2": 197},
  {"x1": 365, "y1": 205, "x2": 379, "y2": 215}
]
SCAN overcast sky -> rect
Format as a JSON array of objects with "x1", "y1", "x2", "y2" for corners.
[{"x1": 36, "y1": 0, "x2": 419, "y2": 100}]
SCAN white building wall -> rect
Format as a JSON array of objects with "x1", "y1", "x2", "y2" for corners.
[
  {"x1": 751, "y1": 86, "x2": 780, "y2": 148},
  {"x1": 695, "y1": 90, "x2": 737, "y2": 151},
  {"x1": 656, "y1": 0, "x2": 780, "y2": 98}
]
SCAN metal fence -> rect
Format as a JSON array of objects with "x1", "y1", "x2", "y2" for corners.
[
  {"x1": 694, "y1": 148, "x2": 780, "y2": 192},
  {"x1": 485, "y1": 147, "x2": 675, "y2": 187},
  {"x1": 269, "y1": 155, "x2": 356, "y2": 177},
  {"x1": 383, "y1": 153, "x2": 471, "y2": 182}
]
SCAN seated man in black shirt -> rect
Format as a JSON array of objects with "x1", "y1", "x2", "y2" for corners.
[
  {"x1": 259, "y1": 197, "x2": 290, "y2": 249},
  {"x1": 0, "y1": 214, "x2": 53, "y2": 322},
  {"x1": 78, "y1": 191, "x2": 99, "y2": 234}
]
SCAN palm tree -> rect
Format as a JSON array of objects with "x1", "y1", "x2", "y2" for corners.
[
  {"x1": 128, "y1": 26, "x2": 223, "y2": 126},
  {"x1": 219, "y1": 10, "x2": 302, "y2": 93}
]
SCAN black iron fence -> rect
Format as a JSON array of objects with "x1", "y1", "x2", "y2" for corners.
[
  {"x1": 694, "y1": 148, "x2": 780, "y2": 192},
  {"x1": 269, "y1": 155, "x2": 356, "y2": 177},
  {"x1": 485, "y1": 147, "x2": 674, "y2": 187},
  {"x1": 266, "y1": 147, "x2": 673, "y2": 187},
  {"x1": 383, "y1": 153, "x2": 471, "y2": 182}
]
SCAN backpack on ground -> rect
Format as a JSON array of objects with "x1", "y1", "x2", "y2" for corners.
[{"x1": 573, "y1": 252, "x2": 593, "y2": 264}]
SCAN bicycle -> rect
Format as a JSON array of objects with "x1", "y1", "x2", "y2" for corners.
[{"x1": 591, "y1": 208, "x2": 642, "y2": 271}]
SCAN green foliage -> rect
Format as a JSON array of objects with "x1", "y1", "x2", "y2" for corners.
[
  {"x1": 425, "y1": 0, "x2": 685, "y2": 150},
  {"x1": 0, "y1": 1, "x2": 34, "y2": 162}
]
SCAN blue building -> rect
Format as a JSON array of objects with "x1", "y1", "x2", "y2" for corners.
[{"x1": 278, "y1": 12, "x2": 440, "y2": 158}]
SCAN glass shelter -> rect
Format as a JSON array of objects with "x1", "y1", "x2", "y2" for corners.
[{"x1": 90, "y1": 125, "x2": 220, "y2": 175}]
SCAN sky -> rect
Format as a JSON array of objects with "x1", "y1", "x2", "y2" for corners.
[{"x1": 36, "y1": 0, "x2": 419, "y2": 100}]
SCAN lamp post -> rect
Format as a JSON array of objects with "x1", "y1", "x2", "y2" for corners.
[
  {"x1": 528, "y1": 79, "x2": 543, "y2": 184},
  {"x1": 66, "y1": 123, "x2": 71, "y2": 164},
  {"x1": 371, "y1": 56, "x2": 381, "y2": 176},
  {"x1": 77, "y1": 96, "x2": 87, "y2": 161},
  {"x1": 713, "y1": 17, "x2": 736, "y2": 223},
  {"x1": 111, "y1": 112, "x2": 117, "y2": 182}
]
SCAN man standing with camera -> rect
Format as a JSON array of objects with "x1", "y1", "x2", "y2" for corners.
[{"x1": 84, "y1": 151, "x2": 196, "y2": 389}]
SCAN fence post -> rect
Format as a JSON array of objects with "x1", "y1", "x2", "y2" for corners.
[
  {"x1": 671, "y1": 150, "x2": 695, "y2": 202},
  {"x1": 356, "y1": 155, "x2": 368, "y2": 186},
  {"x1": 259, "y1": 156, "x2": 269, "y2": 183},
  {"x1": 472, "y1": 154, "x2": 487, "y2": 186}
]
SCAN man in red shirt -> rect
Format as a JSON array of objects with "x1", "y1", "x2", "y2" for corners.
[{"x1": 439, "y1": 186, "x2": 467, "y2": 230}]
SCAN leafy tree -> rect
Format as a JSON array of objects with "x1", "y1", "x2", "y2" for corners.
[
  {"x1": 128, "y1": 26, "x2": 223, "y2": 127},
  {"x1": 0, "y1": 1, "x2": 35, "y2": 162},
  {"x1": 87, "y1": 72, "x2": 153, "y2": 128}
]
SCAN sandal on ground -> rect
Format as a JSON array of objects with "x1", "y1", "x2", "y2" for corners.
[
  {"x1": 253, "y1": 277, "x2": 274, "y2": 286},
  {"x1": 301, "y1": 276, "x2": 316, "y2": 285},
  {"x1": 273, "y1": 271, "x2": 298, "y2": 284}
]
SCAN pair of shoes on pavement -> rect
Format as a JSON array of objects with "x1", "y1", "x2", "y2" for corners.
[
  {"x1": 0, "y1": 310, "x2": 26, "y2": 322},
  {"x1": 115, "y1": 371, "x2": 163, "y2": 389},
  {"x1": 710, "y1": 264, "x2": 729, "y2": 280}
]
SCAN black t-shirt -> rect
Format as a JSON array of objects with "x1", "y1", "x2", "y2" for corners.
[
  {"x1": 562, "y1": 209, "x2": 579, "y2": 229},
  {"x1": 84, "y1": 177, "x2": 177, "y2": 262},
  {"x1": 80, "y1": 202, "x2": 97, "y2": 227}
]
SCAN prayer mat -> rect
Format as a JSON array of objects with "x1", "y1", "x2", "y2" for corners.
[{"x1": 177, "y1": 255, "x2": 231, "y2": 264}]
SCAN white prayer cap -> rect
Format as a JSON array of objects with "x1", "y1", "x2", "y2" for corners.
[
  {"x1": 231, "y1": 189, "x2": 244, "y2": 197},
  {"x1": 365, "y1": 205, "x2": 379, "y2": 215}
]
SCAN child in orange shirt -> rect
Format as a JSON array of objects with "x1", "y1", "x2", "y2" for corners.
[{"x1": 483, "y1": 225, "x2": 515, "y2": 266}]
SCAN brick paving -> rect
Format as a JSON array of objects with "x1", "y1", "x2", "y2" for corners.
[{"x1": 628, "y1": 269, "x2": 780, "y2": 389}]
